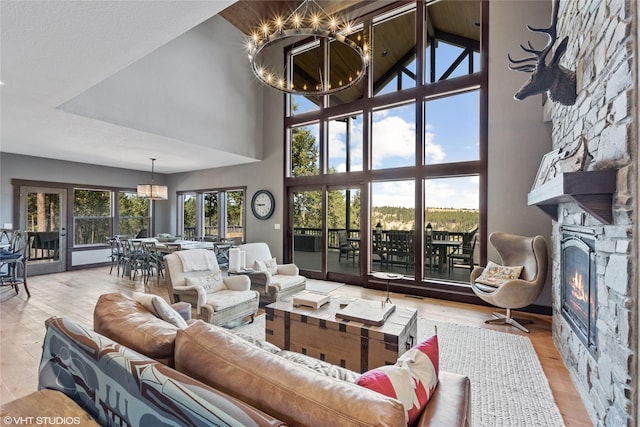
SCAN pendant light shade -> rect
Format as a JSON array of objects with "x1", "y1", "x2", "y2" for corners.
[{"x1": 137, "y1": 158, "x2": 167, "y2": 200}]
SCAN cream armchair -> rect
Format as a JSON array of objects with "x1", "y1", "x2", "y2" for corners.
[
  {"x1": 236, "y1": 242, "x2": 306, "y2": 304},
  {"x1": 164, "y1": 249, "x2": 259, "y2": 326},
  {"x1": 471, "y1": 232, "x2": 548, "y2": 333}
]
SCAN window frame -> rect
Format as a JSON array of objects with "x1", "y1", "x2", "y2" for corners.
[
  {"x1": 176, "y1": 187, "x2": 246, "y2": 241},
  {"x1": 282, "y1": 0, "x2": 488, "y2": 299}
]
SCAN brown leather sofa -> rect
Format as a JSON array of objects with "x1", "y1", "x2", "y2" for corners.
[{"x1": 94, "y1": 293, "x2": 471, "y2": 427}]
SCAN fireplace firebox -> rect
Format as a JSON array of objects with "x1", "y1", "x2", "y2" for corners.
[{"x1": 561, "y1": 226, "x2": 597, "y2": 354}]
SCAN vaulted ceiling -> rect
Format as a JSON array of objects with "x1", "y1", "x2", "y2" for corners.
[{"x1": 1, "y1": 1, "x2": 480, "y2": 174}]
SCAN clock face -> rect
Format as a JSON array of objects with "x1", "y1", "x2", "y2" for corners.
[{"x1": 251, "y1": 190, "x2": 275, "y2": 220}]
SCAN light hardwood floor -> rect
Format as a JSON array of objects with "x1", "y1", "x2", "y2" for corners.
[{"x1": 0, "y1": 267, "x2": 592, "y2": 426}]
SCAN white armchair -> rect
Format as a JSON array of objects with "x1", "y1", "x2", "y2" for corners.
[
  {"x1": 164, "y1": 249, "x2": 259, "y2": 326},
  {"x1": 236, "y1": 242, "x2": 306, "y2": 304}
]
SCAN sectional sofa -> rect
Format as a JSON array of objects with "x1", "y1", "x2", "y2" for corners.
[{"x1": 1, "y1": 292, "x2": 471, "y2": 426}]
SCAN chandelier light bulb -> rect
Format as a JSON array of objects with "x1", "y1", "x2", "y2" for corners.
[
  {"x1": 311, "y1": 14, "x2": 320, "y2": 30},
  {"x1": 247, "y1": 0, "x2": 368, "y2": 96},
  {"x1": 329, "y1": 17, "x2": 339, "y2": 32},
  {"x1": 275, "y1": 16, "x2": 284, "y2": 32}
]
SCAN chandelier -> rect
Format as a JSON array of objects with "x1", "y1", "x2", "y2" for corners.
[
  {"x1": 246, "y1": 0, "x2": 369, "y2": 96},
  {"x1": 137, "y1": 158, "x2": 167, "y2": 200}
]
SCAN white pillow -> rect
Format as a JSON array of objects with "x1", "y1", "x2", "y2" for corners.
[
  {"x1": 131, "y1": 291, "x2": 188, "y2": 329},
  {"x1": 254, "y1": 260, "x2": 267, "y2": 272},
  {"x1": 185, "y1": 273, "x2": 226, "y2": 293},
  {"x1": 475, "y1": 261, "x2": 524, "y2": 287},
  {"x1": 264, "y1": 257, "x2": 278, "y2": 275}
]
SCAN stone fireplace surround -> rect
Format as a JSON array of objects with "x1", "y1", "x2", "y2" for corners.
[{"x1": 542, "y1": 1, "x2": 638, "y2": 426}]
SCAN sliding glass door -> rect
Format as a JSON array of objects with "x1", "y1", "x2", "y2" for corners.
[
  {"x1": 328, "y1": 187, "x2": 360, "y2": 277},
  {"x1": 291, "y1": 190, "x2": 322, "y2": 273}
]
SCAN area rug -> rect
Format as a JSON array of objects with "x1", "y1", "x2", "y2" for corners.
[
  {"x1": 304, "y1": 278, "x2": 344, "y2": 294},
  {"x1": 236, "y1": 315, "x2": 565, "y2": 427}
]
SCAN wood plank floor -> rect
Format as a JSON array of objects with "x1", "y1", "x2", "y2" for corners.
[{"x1": 0, "y1": 267, "x2": 592, "y2": 426}]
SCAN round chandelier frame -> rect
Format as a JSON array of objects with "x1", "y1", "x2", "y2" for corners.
[{"x1": 246, "y1": 0, "x2": 369, "y2": 96}]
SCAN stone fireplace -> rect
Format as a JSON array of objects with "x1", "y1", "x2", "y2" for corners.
[
  {"x1": 533, "y1": 1, "x2": 637, "y2": 426},
  {"x1": 560, "y1": 226, "x2": 596, "y2": 355}
]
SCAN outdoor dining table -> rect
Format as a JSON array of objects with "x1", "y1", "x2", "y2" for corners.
[{"x1": 431, "y1": 239, "x2": 462, "y2": 271}]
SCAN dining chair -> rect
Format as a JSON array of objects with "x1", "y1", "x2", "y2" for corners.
[
  {"x1": 0, "y1": 230, "x2": 31, "y2": 298},
  {"x1": 337, "y1": 230, "x2": 358, "y2": 263},
  {"x1": 372, "y1": 232, "x2": 388, "y2": 268},
  {"x1": 142, "y1": 241, "x2": 164, "y2": 286},
  {"x1": 108, "y1": 238, "x2": 122, "y2": 275},
  {"x1": 449, "y1": 234, "x2": 479, "y2": 273},
  {"x1": 424, "y1": 233, "x2": 434, "y2": 272}
]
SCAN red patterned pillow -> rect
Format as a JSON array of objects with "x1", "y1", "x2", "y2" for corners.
[{"x1": 356, "y1": 334, "x2": 439, "y2": 426}]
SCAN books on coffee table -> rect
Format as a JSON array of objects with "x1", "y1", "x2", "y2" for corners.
[
  {"x1": 335, "y1": 299, "x2": 396, "y2": 326},
  {"x1": 292, "y1": 291, "x2": 331, "y2": 309}
]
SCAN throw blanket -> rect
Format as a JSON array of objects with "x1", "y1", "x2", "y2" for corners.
[{"x1": 176, "y1": 249, "x2": 216, "y2": 272}]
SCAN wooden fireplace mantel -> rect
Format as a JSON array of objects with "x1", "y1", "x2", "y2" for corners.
[{"x1": 527, "y1": 170, "x2": 617, "y2": 224}]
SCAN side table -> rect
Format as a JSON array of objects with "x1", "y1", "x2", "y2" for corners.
[{"x1": 372, "y1": 272, "x2": 403, "y2": 303}]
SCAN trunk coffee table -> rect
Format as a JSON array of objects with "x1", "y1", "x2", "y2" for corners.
[{"x1": 265, "y1": 295, "x2": 417, "y2": 373}]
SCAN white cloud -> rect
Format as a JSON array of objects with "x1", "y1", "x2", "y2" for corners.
[
  {"x1": 425, "y1": 125, "x2": 446, "y2": 164},
  {"x1": 371, "y1": 177, "x2": 479, "y2": 210},
  {"x1": 372, "y1": 181, "x2": 415, "y2": 208},
  {"x1": 371, "y1": 114, "x2": 415, "y2": 167},
  {"x1": 327, "y1": 118, "x2": 363, "y2": 172},
  {"x1": 425, "y1": 177, "x2": 479, "y2": 209}
]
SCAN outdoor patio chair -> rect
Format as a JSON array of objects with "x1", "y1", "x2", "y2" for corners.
[{"x1": 337, "y1": 230, "x2": 358, "y2": 263}]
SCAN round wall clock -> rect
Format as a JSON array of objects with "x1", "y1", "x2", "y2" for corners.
[{"x1": 251, "y1": 190, "x2": 275, "y2": 220}]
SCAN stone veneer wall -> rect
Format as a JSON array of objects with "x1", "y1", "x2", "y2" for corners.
[{"x1": 548, "y1": 1, "x2": 638, "y2": 426}]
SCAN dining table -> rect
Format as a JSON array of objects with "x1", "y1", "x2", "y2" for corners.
[
  {"x1": 430, "y1": 239, "x2": 462, "y2": 271},
  {"x1": 132, "y1": 238, "x2": 220, "y2": 252}
]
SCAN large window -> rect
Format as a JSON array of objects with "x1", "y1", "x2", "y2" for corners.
[
  {"x1": 118, "y1": 191, "x2": 150, "y2": 237},
  {"x1": 372, "y1": 5, "x2": 417, "y2": 96},
  {"x1": 291, "y1": 123, "x2": 320, "y2": 177},
  {"x1": 73, "y1": 188, "x2": 151, "y2": 246},
  {"x1": 73, "y1": 189, "x2": 112, "y2": 246},
  {"x1": 178, "y1": 189, "x2": 245, "y2": 242},
  {"x1": 328, "y1": 114, "x2": 363, "y2": 173},
  {"x1": 371, "y1": 103, "x2": 416, "y2": 170},
  {"x1": 284, "y1": 0, "x2": 486, "y2": 293}
]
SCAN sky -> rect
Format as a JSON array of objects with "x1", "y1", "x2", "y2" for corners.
[{"x1": 291, "y1": 41, "x2": 480, "y2": 210}]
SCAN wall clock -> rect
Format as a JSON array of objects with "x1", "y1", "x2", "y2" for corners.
[{"x1": 251, "y1": 190, "x2": 275, "y2": 220}]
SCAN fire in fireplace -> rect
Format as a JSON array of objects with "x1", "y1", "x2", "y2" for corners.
[{"x1": 561, "y1": 226, "x2": 597, "y2": 354}]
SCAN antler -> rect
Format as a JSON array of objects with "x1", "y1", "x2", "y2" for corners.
[{"x1": 508, "y1": 0, "x2": 560, "y2": 72}]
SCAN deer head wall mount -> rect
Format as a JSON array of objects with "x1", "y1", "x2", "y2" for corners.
[{"x1": 508, "y1": 0, "x2": 577, "y2": 106}]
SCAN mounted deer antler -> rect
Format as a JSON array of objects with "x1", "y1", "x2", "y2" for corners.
[{"x1": 508, "y1": 0, "x2": 576, "y2": 105}]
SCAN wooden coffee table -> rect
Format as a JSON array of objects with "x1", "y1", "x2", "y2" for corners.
[{"x1": 265, "y1": 296, "x2": 417, "y2": 373}]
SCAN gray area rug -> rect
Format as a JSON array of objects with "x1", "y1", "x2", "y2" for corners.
[{"x1": 236, "y1": 315, "x2": 565, "y2": 427}]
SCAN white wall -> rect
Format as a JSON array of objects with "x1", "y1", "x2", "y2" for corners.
[
  {"x1": 488, "y1": 0, "x2": 554, "y2": 306},
  {"x1": 167, "y1": 85, "x2": 286, "y2": 261},
  {"x1": 60, "y1": 15, "x2": 261, "y2": 159}
]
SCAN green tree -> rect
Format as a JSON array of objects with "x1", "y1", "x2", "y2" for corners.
[
  {"x1": 291, "y1": 127, "x2": 319, "y2": 177},
  {"x1": 291, "y1": 127, "x2": 322, "y2": 229}
]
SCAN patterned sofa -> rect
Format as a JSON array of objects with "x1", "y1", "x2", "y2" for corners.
[
  {"x1": 3, "y1": 293, "x2": 471, "y2": 427},
  {"x1": 36, "y1": 316, "x2": 285, "y2": 426}
]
